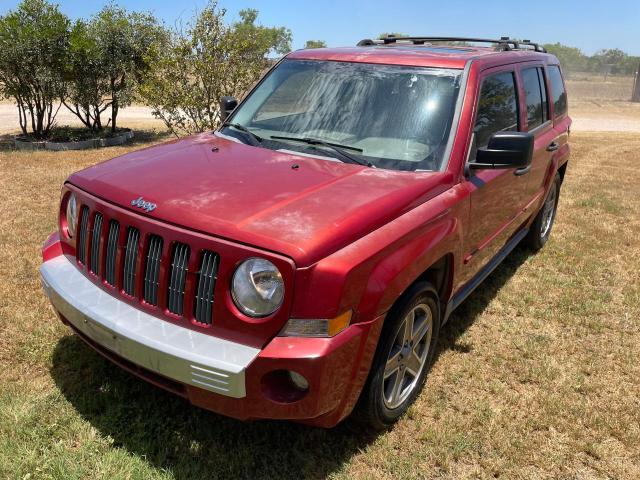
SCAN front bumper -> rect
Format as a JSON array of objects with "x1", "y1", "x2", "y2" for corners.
[
  {"x1": 41, "y1": 252, "x2": 384, "y2": 427},
  {"x1": 41, "y1": 255, "x2": 260, "y2": 398}
]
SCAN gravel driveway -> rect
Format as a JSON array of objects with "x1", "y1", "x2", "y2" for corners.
[{"x1": 0, "y1": 102, "x2": 163, "y2": 135}]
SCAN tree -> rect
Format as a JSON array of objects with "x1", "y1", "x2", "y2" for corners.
[
  {"x1": 139, "y1": 1, "x2": 291, "y2": 136},
  {"x1": 90, "y1": 4, "x2": 166, "y2": 132},
  {"x1": 592, "y1": 48, "x2": 628, "y2": 75},
  {"x1": 63, "y1": 19, "x2": 111, "y2": 131},
  {"x1": 378, "y1": 32, "x2": 409, "y2": 39},
  {"x1": 542, "y1": 43, "x2": 588, "y2": 74},
  {"x1": 304, "y1": 40, "x2": 326, "y2": 49},
  {"x1": 0, "y1": 0, "x2": 69, "y2": 138}
]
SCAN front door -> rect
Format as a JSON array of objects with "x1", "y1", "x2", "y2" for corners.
[{"x1": 460, "y1": 67, "x2": 528, "y2": 286}]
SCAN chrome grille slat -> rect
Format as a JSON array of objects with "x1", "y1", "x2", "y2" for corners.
[
  {"x1": 168, "y1": 243, "x2": 190, "y2": 315},
  {"x1": 72, "y1": 199, "x2": 223, "y2": 324},
  {"x1": 77, "y1": 206, "x2": 90, "y2": 264},
  {"x1": 143, "y1": 235, "x2": 163, "y2": 305},
  {"x1": 104, "y1": 220, "x2": 120, "y2": 286},
  {"x1": 123, "y1": 228, "x2": 140, "y2": 296},
  {"x1": 89, "y1": 213, "x2": 103, "y2": 274},
  {"x1": 194, "y1": 250, "x2": 219, "y2": 325}
]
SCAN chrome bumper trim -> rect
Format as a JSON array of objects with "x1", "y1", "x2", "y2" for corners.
[{"x1": 40, "y1": 255, "x2": 260, "y2": 398}]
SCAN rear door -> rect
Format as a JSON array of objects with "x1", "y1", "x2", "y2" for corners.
[
  {"x1": 461, "y1": 66, "x2": 528, "y2": 284},
  {"x1": 547, "y1": 65, "x2": 571, "y2": 166},
  {"x1": 517, "y1": 64, "x2": 556, "y2": 207}
]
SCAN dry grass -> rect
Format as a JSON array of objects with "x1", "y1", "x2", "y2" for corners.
[
  {"x1": 0, "y1": 130, "x2": 638, "y2": 479},
  {"x1": 565, "y1": 73, "x2": 635, "y2": 102},
  {"x1": 1, "y1": 90, "x2": 640, "y2": 478},
  {"x1": 564, "y1": 74, "x2": 640, "y2": 132}
]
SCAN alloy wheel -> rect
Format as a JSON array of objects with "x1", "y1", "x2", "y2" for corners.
[{"x1": 382, "y1": 303, "x2": 433, "y2": 409}]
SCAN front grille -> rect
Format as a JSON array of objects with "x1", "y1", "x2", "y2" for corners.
[
  {"x1": 194, "y1": 250, "x2": 219, "y2": 324},
  {"x1": 123, "y1": 227, "x2": 140, "y2": 296},
  {"x1": 168, "y1": 243, "x2": 190, "y2": 315},
  {"x1": 73, "y1": 202, "x2": 220, "y2": 327},
  {"x1": 143, "y1": 235, "x2": 163, "y2": 306},
  {"x1": 89, "y1": 213, "x2": 103, "y2": 274},
  {"x1": 104, "y1": 220, "x2": 120, "y2": 286},
  {"x1": 77, "y1": 206, "x2": 90, "y2": 264}
]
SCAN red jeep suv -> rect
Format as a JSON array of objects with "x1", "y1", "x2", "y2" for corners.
[{"x1": 40, "y1": 36, "x2": 570, "y2": 429}]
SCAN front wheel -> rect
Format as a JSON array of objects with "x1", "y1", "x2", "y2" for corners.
[
  {"x1": 525, "y1": 174, "x2": 561, "y2": 251},
  {"x1": 355, "y1": 282, "x2": 440, "y2": 430}
]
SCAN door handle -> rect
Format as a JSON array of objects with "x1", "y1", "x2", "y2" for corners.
[
  {"x1": 546, "y1": 142, "x2": 559, "y2": 152},
  {"x1": 514, "y1": 165, "x2": 531, "y2": 176}
]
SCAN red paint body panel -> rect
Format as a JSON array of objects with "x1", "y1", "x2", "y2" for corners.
[
  {"x1": 43, "y1": 44, "x2": 571, "y2": 426},
  {"x1": 68, "y1": 135, "x2": 449, "y2": 268}
]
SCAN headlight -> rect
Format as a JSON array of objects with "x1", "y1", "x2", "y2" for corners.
[
  {"x1": 65, "y1": 193, "x2": 78, "y2": 238},
  {"x1": 232, "y1": 258, "x2": 284, "y2": 317}
]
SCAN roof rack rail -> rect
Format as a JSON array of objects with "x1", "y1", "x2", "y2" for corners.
[{"x1": 356, "y1": 36, "x2": 547, "y2": 53}]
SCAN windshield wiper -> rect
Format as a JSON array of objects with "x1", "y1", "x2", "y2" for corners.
[
  {"x1": 270, "y1": 135, "x2": 371, "y2": 167},
  {"x1": 220, "y1": 122, "x2": 263, "y2": 146}
]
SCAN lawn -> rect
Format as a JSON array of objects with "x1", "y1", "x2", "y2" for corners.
[{"x1": 0, "y1": 128, "x2": 639, "y2": 479}]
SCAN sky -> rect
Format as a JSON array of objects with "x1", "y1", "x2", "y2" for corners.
[{"x1": 2, "y1": 0, "x2": 639, "y2": 55}]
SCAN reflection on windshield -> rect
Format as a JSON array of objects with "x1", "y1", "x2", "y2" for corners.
[{"x1": 228, "y1": 60, "x2": 462, "y2": 171}]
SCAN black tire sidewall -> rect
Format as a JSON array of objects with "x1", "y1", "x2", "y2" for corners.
[
  {"x1": 361, "y1": 282, "x2": 440, "y2": 428},
  {"x1": 527, "y1": 174, "x2": 561, "y2": 250}
]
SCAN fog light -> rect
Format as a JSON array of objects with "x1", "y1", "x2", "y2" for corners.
[
  {"x1": 261, "y1": 369, "x2": 309, "y2": 403},
  {"x1": 288, "y1": 370, "x2": 309, "y2": 391}
]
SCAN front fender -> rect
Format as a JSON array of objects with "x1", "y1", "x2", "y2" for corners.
[{"x1": 291, "y1": 184, "x2": 469, "y2": 323}]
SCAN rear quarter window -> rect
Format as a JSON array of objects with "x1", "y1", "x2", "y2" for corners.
[
  {"x1": 547, "y1": 65, "x2": 568, "y2": 118},
  {"x1": 522, "y1": 67, "x2": 549, "y2": 130}
]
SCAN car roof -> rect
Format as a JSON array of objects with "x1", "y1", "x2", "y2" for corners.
[{"x1": 287, "y1": 45, "x2": 556, "y2": 70}]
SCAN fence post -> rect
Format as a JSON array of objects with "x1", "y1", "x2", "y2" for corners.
[{"x1": 632, "y1": 62, "x2": 640, "y2": 102}]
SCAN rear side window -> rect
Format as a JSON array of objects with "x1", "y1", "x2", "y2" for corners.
[
  {"x1": 522, "y1": 67, "x2": 549, "y2": 130},
  {"x1": 474, "y1": 71, "x2": 518, "y2": 148},
  {"x1": 548, "y1": 65, "x2": 567, "y2": 118}
]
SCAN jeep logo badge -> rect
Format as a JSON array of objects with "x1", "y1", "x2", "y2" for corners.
[{"x1": 130, "y1": 196, "x2": 157, "y2": 213}]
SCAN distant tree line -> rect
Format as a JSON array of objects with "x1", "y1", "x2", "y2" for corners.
[
  {"x1": 0, "y1": 0, "x2": 291, "y2": 139},
  {"x1": 542, "y1": 43, "x2": 639, "y2": 76}
]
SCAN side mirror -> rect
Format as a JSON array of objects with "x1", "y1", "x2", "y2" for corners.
[
  {"x1": 469, "y1": 132, "x2": 534, "y2": 172},
  {"x1": 219, "y1": 96, "x2": 238, "y2": 121}
]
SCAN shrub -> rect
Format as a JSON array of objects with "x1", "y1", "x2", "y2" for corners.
[
  {"x1": 87, "y1": 4, "x2": 166, "y2": 133},
  {"x1": 139, "y1": 1, "x2": 291, "y2": 137},
  {"x1": 0, "y1": 0, "x2": 69, "y2": 138},
  {"x1": 304, "y1": 40, "x2": 326, "y2": 49},
  {"x1": 63, "y1": 19, "x2": 110, "y2": 131}
]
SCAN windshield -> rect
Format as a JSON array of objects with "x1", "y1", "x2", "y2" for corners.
[{"x1": 226, "y1": 59, "x2": 463, "y2": 171}]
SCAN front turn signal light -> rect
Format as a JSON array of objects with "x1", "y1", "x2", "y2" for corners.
[{"x1": 279, "y1": 310, "x2": 352, "y2": 338}]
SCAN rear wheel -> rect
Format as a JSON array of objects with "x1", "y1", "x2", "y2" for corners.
[
  {"x1": 355, "y1": 282, "x2": 440, "y2": 430},
  {"x1": 525, "y1": 174, "x2": 561, "y2": 251}
]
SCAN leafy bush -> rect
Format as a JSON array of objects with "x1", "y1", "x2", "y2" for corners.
[
  {"x1": 139, "y1": 1, "x2": 291, "y2": 136},
  {"x1": 0, "y1": 0, "x2": 69, "y2": 138},
  {"x1": 304, "y1": 40, "x2": 327, "y2": 49},
  {"x1": 63, "y1": 19, "x2": 109, "y2": 131},
  {"x1": 64, "y1": 5, "x2": 166, "y2": 133}
]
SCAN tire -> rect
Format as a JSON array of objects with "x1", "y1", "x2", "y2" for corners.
[
  {"x1": 354, "y1": 282, "x2": 440, "y2": 430},
  {"x1": 525, "y1": 173, "x2": 561, "y2": 251}
]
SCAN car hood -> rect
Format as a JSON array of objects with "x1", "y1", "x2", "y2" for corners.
[{"x1": 68, "y1": 133, "x2": 451, "y2": 266}]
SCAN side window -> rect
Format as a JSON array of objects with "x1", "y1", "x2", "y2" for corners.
[
  {"x1": 547, "y1": 65, "x2": 567, "y2": 118},
  {"x1": 522, "y1": 67, "x2": 547, "y2": 130},
  {"x1": 537, "y1": 68, "x2": 549, "y2": 123},
  {"x1": 473, "y1": 71, "x2": 519, "y2": 150}
]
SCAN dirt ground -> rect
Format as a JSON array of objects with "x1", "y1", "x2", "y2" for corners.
[
  {"x1": 0, "y1": 102, "x2": 164, "y2": 135},
  {"x1": 1, "y1": 74, "x2": 639, "y2": 479},
  {"x1": 1, "y1": 74, "x2": 639, "y2": 135}
]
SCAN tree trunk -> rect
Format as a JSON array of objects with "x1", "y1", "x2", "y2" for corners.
[
  {"x1": 16, "y1": 96, "x2": 28, "y2": 136},
  {"x1": 111, "y1": 99, "x2": 118, "y2": 133},
  {"x1": 632, "y1": 63, "x2": 640, "y2": 103}
]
